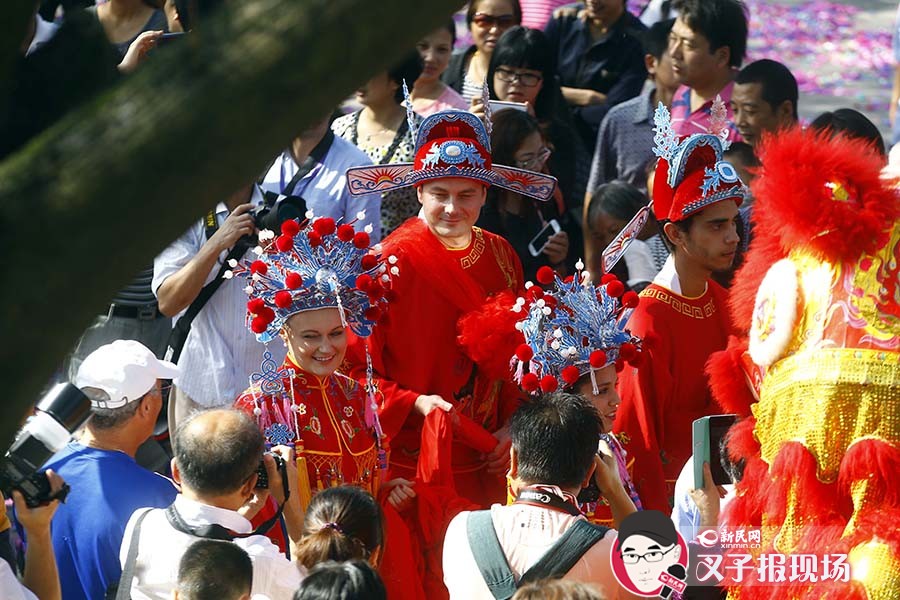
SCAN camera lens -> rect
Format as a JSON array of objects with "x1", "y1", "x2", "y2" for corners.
[{"x1": 37, "y1": 383, "x2": 91, "y2": 432}]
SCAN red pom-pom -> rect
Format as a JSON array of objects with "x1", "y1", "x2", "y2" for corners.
[
  {"x1": 258, "y1": 306, "x2": 275, "y2": 323},
  {"x1": 250, "y1": 316, "x2": 268, "y2": 334},
  {"x1": 353, "y1": 232, "x2": 370, "y2": 249},
  {"x1": 539, "y1": 375, "x2": 558, "y2": 393},
  {"x1": 274, "y1": 290, "x2": 292, "y2": 308},
  {"x1": 536, "y1": 266, "x2": 555, "y2": 285},
  {"x1": 515, "y1": 344, "x2": 534, "y2": 362},
  {"x1": 543, "y1": 296, "x2": 557, "y2": 309},
  {"x1": 360, "y1": 254, "x2": 377, "y2": 270},
  {"x1": 521, "y1": 373, "x2": 539, "y2": 393},
  {"x1": 561, "y1": 365, "x2": 580, "y2": 385},
  {"x1": 528, "y1": 286, "x2": 544, "y2": 300},
  {"x1": 563, "y1": 275, "x2": 574, "y2": 284},
  {"x1": 280, "y1": 219, "x2": 300, "y2": 237},
  {"x1": 364, "y1": 306, "x2": 381, "y2": 321},
  {"x1": 622, "y1": 290, "x2": 639, "y2": 308},
  {"x1": 619, "y1": 342, "x2": 636, "y2": 360},
  {"x1": 250, "y1": 260, "x2": 268, "y2": 275},
  {"x1": 275, "y1": 235, "x2": 294, "y2": 252},
  {"x1": 589, "y1": 350, "x2": 607, "y2": 369},
  {"x1": 247, "y1": 298, "x2": 265, "y2": 314},
  {"x1": 313, "y1": 217, "x2": 336, "y2": 236},
  {"x1": 355, "y1": 273, "x2": 373, "y2": 291},
  {"x1": 307, "y1": 232, "x2": 322, "y2": 247},
  {"x1": 606, "y1": 280, "x2": 625, "y2": 298},
  {"x1": 285, "y1": 272, "x2": 303, "y2": 289},
  {"x1": 337, "y1": 224, "x2": 355, "y2": 242},
  {"x1": 615, "y1": 358, "x2": 625, "y2": 372},
  {"x1": 627, "y1": 351, "x2": 643, "y2": 367},
  {"x1": 600, "y1": 273, "x2": 618, "y2": 284}
]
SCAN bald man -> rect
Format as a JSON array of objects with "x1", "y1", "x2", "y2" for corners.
[{"x1": 118, "y1": 410, "x2": 304, "y2": 600}]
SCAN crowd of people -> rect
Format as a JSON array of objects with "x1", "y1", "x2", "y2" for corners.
[{"x1": 4, "y1": 0, "x2": 900, "y2": 599}]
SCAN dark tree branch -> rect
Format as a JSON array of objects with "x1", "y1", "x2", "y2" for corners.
[{"x1": 0, "y1": 0, "x2": 465, "y2": 447}]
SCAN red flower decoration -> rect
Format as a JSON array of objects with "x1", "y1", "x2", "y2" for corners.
[
  {"x1": 250, "y1": 260, "x2": 268, "y2": 276},
  {"x1": 274, "y1": 290, "x2": 292, "y2": 308},
  {"x1": 355, "y1": 273, "x2": 373, "y2": 292},
  {"x1": 515, "y1": 344, "x2": 534, "y2": 362},
  {"x1": 275, "y1": 235, "x2": 294, "y2": 253},
  {"x1": 337, "y1": 224, "x2": 355, "y2": 242},
  {"x1": 250, "y1": 316, "x2": 268, "y2": 334},
  {"x1": 353, "y1": 231, "x2": 371, "y2": 249},
  {"x1": 539, "y1": 375, "x2": 559, "y2": 393},
  {"x1": 281, "y1": 220, "x2": 300, "y2": 237},
  {"x1": 521, "y1": 372, "x2": 539, "y2": 392},
  {"x1": 307, "y1": 232, "x2": 322, "y2": 247},
  {"x1": 589, "y1": 350, "x2": 607, "y2": 369},
  {"x1": 285, "y1": 272, "x2": 303, "y2": 290},
  {"x1": 247, "y1": 298, "x2": 265, "y2": 314},
  {"x1": 313, "y1": 217, "x2": 336, "y2": 236},
  {"x1": 622, "y1": 290, "x2": 639, "y2": 308},
  {"x1": 360, "y1": 254, "x2": 378, "y2": 270},
  {"x1": 561, "y1": 365, "x2": 580, "y2": 385},
  {"x1": 536, "y1": 266, "x2": 555, "y2": 285},
  {"x1": 606, "y1": 280, "x2": 625, "y2": 298}
]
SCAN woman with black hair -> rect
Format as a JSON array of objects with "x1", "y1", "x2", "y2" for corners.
[
  {"x1": 473, "y1": 26, "x2": 589, "y2": 213},
  {"x1": 584, "y1": 181, "x2": 657, "y2": 292},
  {"x1": 332, "y1": 52, "x2": 423, "y2": 234},
  {"x1": 477, "y1": 109, "x2": 577, "y2": 281},
  {"x1": 442, "y1": 0, "x2": 522, "y2": 102},
  {"x1": 411, "y1": 22, "x2": 468, "y2": 116},
  {"x1": 294, "y1": 560, "x2": 387, "y2": 600}
]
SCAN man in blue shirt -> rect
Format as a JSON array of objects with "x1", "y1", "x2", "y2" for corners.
[
  {"x1": 260, "y1": 115, "x2": 382, "y2": 243},
  {"x1": 44, "y1": 340, "x2": 179, "y2": 600}
]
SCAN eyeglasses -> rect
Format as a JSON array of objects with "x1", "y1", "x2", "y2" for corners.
[
  {"x1": 472, "y1": 12, "x2": 517, "y2": 29},
  {"x1": 516, "y1": 147, "x2": 552, "y2": 169},
  {"x1": 621, "y1": 544, "x2": 677, "y2": 565},
  {"x1": 495, "y1": 67, "x2": 543, "y2": 87}
]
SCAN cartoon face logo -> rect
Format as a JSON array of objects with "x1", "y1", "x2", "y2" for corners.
[{"x1": 611, "y1": 510, "x2": 689, "y2": 597}]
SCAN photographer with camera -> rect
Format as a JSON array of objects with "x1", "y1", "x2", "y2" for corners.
[
  {"x1": 1, "y1": 470, "x2": 66, "y2": 600},
  {"x1": 40, "y1": 341, "x2": 179, "y2": 600},
  {"x1": 153, "y1": 183, "x2": 288, "y2": 432},
  {"x1": 118, "y1": 408, "x2": 303, "y2": 599}
]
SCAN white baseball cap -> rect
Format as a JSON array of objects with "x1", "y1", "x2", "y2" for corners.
[{"x1": 75, "y1": 340, "x2": 180, "y2": 409}]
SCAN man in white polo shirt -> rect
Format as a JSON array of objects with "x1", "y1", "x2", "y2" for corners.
[{"x1": 118, "y1": 409, "x2": 303, "y2": 600}]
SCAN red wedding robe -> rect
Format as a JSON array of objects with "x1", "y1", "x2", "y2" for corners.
[
  {"x1": 349, "y1": 218, "x2": 524, "y2": 507},
  {"x1": 614, "y1": 279, "x2": 733, "y2": 513}
]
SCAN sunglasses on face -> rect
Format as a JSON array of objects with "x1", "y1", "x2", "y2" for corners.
[
  {"x1": 472, "y1": 12, "x2": 517, "y2": 28},
  {"x1": 495, "y1": 67, "x2": 543, "y2": 87}
]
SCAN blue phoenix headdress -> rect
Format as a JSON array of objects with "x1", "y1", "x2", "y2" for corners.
[{"x1": 512, "y1": 262, "x2": 642, "y2": 395}]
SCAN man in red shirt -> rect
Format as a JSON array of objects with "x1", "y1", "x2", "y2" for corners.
[
  {"x1": 614, "y1": 100, "x2": 743, "y2": 512},
  {"x1": 345, "y1": 109, "x2": 557, "y2": 507}
]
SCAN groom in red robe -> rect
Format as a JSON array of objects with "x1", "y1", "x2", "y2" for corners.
[
  {"x1": 346, "y1": 110, "x2": 557, "y2": 507},
  {"x1": 614, "y1": 103, "x2": 743, "y2": 513}
]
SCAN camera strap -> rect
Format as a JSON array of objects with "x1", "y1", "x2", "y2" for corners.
[
  {"x1": 165, "y1": 239, "x2": 251, "y2": 364},
  {"x1": 164, "y1": 499, "x2": 286, "y2": 542},
  {"x1": 281, "y1": 129, "x2": 335, "y2": 196},
  {"x1": 513, "y1": 485, "x2": 583, "y2": 517}
]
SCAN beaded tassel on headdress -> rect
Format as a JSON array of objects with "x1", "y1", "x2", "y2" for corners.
[{"x1": 481, "y1": 80, "x2": 493, "y2": 139}]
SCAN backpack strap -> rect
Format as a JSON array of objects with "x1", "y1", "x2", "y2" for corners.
[
  {"x1": 465, "y1": 510, "x2": 518, "y2": 600},
  {"x1": 520, "y1": 519, "x2": 609, "y2": 584},
  {"x1": 112, "y1": 507, "x2": 155, "y2": 600}
]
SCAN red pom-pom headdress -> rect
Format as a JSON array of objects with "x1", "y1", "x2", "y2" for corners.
[{"x1": 511, "y1": 260, "x2": 643, "y2": 395}]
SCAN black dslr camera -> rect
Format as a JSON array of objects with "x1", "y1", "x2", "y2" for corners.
[
  {"x1": 0, "y1": 383, "x2": 91, "y2": 507},
  {"x1": 255, "y1": 452, "x2": 288, "y2": 490},
  {"x1": 251, "y1": 192, "x2": 309, "y2": 236}
]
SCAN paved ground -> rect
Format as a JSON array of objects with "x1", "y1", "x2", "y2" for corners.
[{"x1": 745, "y1": 0, "x2": 896, "y2": 136}]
